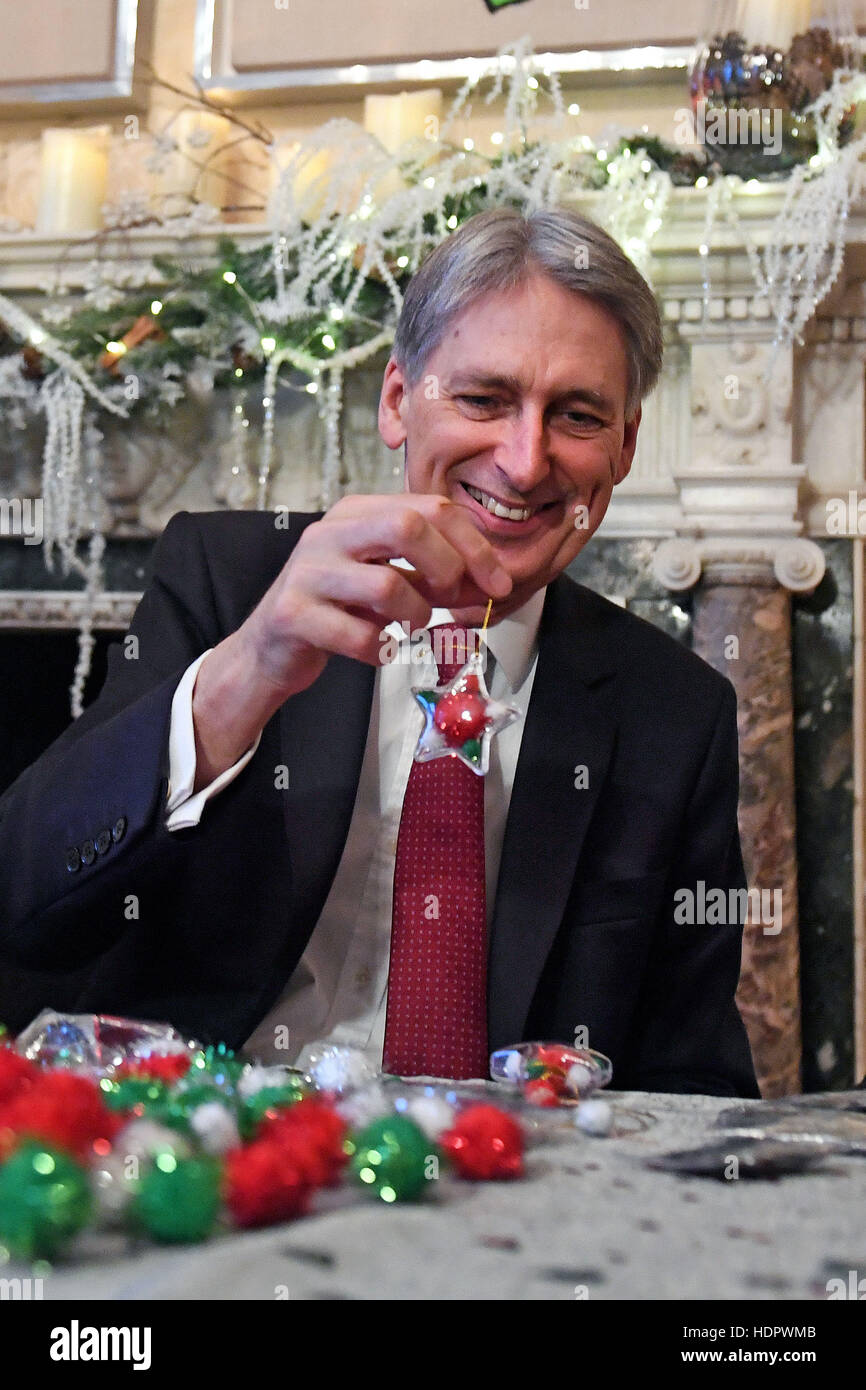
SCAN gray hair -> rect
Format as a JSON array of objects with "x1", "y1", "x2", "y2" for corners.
[{"x1": 392, "y1": 206, "x2": 663, "y2": 419}]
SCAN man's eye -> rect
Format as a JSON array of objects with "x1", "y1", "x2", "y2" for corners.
[
  {"x1": 459, "y1": 395, "x2": 499, "y2": 410},
  {"x1": 562, "y1": 411, "x2": 602, "y2": 429}
]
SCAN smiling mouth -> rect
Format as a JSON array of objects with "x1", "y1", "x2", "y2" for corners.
[{"x1": 460, "y1": 482, "x2": 558, "y2": 521}]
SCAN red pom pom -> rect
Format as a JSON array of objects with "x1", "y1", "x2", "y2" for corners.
[
  {"x1": 440, "y1": 1104, "x2": 524, "y2": 1180},
  {"x1": 522, "y1": 1078, "x2": 561, "y2": 1107},
  {"x1": 0, "y1": 1071, "x2": 121, "y2": 1161},
  {"x1": 116, "y1": 1054, "x2": 191, "y2": 1084},
  {"x1": 533, "y1": 1044, "x2": 573, "y2": 1073},
  {"x1": 0, "y1": 1047, "x2": 38, "y2": 1104},
  {"x1": 260, "y1": 1097, "x2": 348, "y2": 1187},
  {"x1": 224, "y1": 1140, "x2": 311, "y2": 1228}
]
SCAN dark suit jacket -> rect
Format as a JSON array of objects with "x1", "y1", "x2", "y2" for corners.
[{"x1": 0, "y1": 509, "x2": 760, "y2": 1096}]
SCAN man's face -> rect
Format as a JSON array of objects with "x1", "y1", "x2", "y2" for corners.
[{"x1": 378, "y1": 271, "x2": 641, "y2": 615}]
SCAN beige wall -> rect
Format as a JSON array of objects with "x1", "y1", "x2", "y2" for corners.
[{"x1": 0, "y1": 0, "x2": 841, "y2": 227}]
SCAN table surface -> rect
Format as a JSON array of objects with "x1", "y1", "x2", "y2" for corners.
[{"x1": 21, "y1": 1089, "x2": 866, "y2": 1301}]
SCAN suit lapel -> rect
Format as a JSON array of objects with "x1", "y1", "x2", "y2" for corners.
[
  {"x1": 278, "y1": 655, "x2": 375, "y2": 943},
  {"x1": 487, "y1": 575, "x2": 621, "y2": 1051}
]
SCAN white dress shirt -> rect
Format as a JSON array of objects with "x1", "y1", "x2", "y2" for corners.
[{"x1": 165, "y1": 585, "x2": 546, "y2": 1068}]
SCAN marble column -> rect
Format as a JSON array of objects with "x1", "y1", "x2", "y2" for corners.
[{"x1": 654, "y1": 538, "x2": 825, "y2": 1097}]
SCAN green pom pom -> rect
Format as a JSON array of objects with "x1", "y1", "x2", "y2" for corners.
[
  {"x1": 133, "y1": 1154, "x2": 222, "y2": 1243},
  {"x1": 0, "y1": 1142, "x2": 92, "y2": 1260},
  {"x1": 347, "y1": 1115, "x2": 435, "y2": 1203},
  {"x1": 188, "y1": 1044, "x2": 245, "y2": 1089},
  {"x1": 462, "y1": 738, "x2": 482, "y2": 763},
  {"x1": 239, "y1": 1083, "x2": 306, "y2": 1140},
  {"x1": 103, "y1": 1077, "x2": 168, "y2": 1113}
]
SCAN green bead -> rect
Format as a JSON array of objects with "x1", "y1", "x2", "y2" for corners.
[
  {"x1": 0, "y1": 1142, "x2": 92, "y2": 1260},
  {"x1": 347, "y1": 1116, "x2": 435, "y2": 1203},
  {"x1": 462, "y1": 738, "x2": 481, "y2": 763},
  {"x1": 133, "y1": 1155, "x2": 222, "y2": 1243},
  {"x1": 239, "y1": 1084, "x2": 305, "y2": 1140}
]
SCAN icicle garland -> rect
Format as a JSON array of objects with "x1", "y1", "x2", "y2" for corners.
[{"x1": 1, "y1": 42, "x2": 866, "y2": 713}]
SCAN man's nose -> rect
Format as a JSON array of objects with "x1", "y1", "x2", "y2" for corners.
[{"x1": 497, "y1": 409, "x2": 550, "y2": 493}]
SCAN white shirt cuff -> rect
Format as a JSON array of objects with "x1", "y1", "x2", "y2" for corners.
[{"x1": 165, "y1": 650, "x2": 262, "y2": 830}]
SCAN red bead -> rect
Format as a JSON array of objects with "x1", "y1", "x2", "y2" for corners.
[
  {"x1": 439, "y1": 1104, "x2": 524, "y2": 1180},
  {"x1": 433, "y1": 692, "x2": 489, "y2": 746},
  {"x1": 523, "y1": 1079, "x2": 561, "y2": 1107},
  {"x1": 224, "y1": 1139, "x2": 311, "y2": 1228}
]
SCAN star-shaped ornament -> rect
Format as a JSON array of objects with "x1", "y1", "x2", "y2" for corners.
[{"x1": 411, "y1": 650, "x2": 521, "y2": 776}]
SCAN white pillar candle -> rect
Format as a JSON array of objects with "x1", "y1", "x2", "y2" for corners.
[
  {"x1": 737, "y1": 0, "x2": 812, "y2": 49},
  {"x1": 363, "y1": 90, "x2": 443, "y2": 204},
  {"x1": 363, "y1": 89, "x2": 443, "y2": 152},
  {"x1": 36, "y1": 126, "x2": 110, "y2": 235},
  {"x1": 151, "y1": 109, "x2": 231, "y2": 220}
]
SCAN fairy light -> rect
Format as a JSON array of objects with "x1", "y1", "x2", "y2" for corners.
[
  {"x1": 446, "y1": 215, "x2": 458, "y2": 229},
  {"x1": 322, "y1": 334, "x2": 336, "y2": 350},
  {"x1": 222, "y1": 270, "x2": 237, "y2": 284},
  {"x1": 28, "y1": 327, "x2": 45, "y2": 346},
  {"x1": 150, "y1": 299, "x2": 163, "y2": 315},
  {"x1": 699, "y1": 244, "x2": 709, "y2": 256},
  {"x1": 596, "y1": 149, "x2": 608, "y2": 162},
  {"x1": 527, "y1": 75, "x2": 538, "y2": 89},
  {"x1": 463, "y1": 138, "x2": 474, "y2": 151},
  {"x1": 234, "y1": 367, "x2": 243, "y2": 377},
  {"x1": 568, "y1": 103, "x2": 580, "y2": 116},
  {"x1": 305, "y1": 381, "x2": 319, "y2": 394},
  {"x1": 396, "y1": 255, "x2": 409, "y2": 268},
  {"x1": 696, "y1": 175, "x2": 709, "y2": 189},
  {"x1": 105, "y1": 340, "x2": 126, "y2": 355},
  {"x1": 491, "y1": 131, "x2": 504, "y2": 145},
  {"x1": 640, "y1": 159, "x2": 652, "y2": 173},
  {"x1": 329, "y1": 304, "x2": 344, "y2": 321},
  {"x1": 261, "y1": 336, "x2": 276, "y2": 353}
]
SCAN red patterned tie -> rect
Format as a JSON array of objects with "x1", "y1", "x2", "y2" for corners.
[{"x1": 383, "y1": 623, "x2": 489, "y2": 1079}]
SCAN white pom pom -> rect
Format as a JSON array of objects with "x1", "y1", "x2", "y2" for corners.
[
  {"x1": 565, "y1": 1062, "x2": 594, "y2": 1097},
  {"x1": 238, "y1": 1064, "x2": 298, "y2": 1100},
  {"x1": 307, "y1": 1045, "x2": 378, "y2": 1096},
  {"x1": 405, "y1": 1095, "x2": 456, "y2": 1139},
  {"x1": 574, "y1": 1098, "x2": 613, "y2": 1136},
  {"x1": 336, "y1": 1082, "x2": 390, "y2": 1129},
  {"x1": 190, "y1": 1101, "x2": 241, "y2": 1154}
]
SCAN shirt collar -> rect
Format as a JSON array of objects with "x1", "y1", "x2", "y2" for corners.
[{"x1": 383, "y1": 558, "x2": 546, "y2": 691}]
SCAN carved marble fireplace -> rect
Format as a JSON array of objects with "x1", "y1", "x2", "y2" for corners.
[{"x1": 1, "y1": 184, "x2": 863, "y2": 1094}]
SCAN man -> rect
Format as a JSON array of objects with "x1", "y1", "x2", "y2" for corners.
[{"x1": 0, "y1": 207, "x2": 759, "y2": 1096}]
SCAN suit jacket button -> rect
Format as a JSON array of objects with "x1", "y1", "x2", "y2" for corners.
[
  {"x1": 95, "y1": 829, "x2": 112, "y2": 855},
  {"x1": 80, "y1": 839, "x2": 96, "y2": 867},
  {"x1": 111, "y1": 816, "x2": 127, "y2": 844},
  {"x1": 65, "y1": 847, "x2": 81, "y2": 874}
]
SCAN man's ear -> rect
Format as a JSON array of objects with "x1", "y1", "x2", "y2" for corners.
[
  {"x1": 378, "y1": 357, "x2": 409, "y2": 449},
  {"x1": 613, "y1": 405, "x2": 642, "y2": 486}
]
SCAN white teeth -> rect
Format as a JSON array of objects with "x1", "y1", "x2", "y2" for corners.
[{"x1": 464, "y1": 484, "x2": 533, "y2": 522}]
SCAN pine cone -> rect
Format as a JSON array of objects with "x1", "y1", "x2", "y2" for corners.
[{"x1": 20, "y1": 346, "x2": 44, "y2": 381}]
